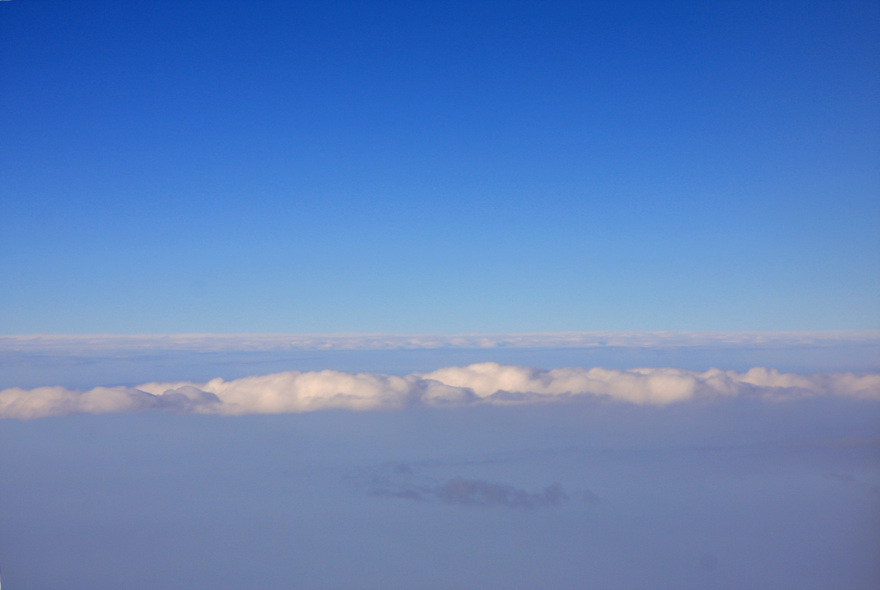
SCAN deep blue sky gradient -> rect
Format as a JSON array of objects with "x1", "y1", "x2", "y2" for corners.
[{"x1": 2, "y1": 0, "x2": 878, "y2": 332}]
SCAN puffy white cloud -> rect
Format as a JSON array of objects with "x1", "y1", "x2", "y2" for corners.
[
  {"x1": 0, "y1": 383, "x2": 220, "y2": 420},
  {"x1": 1, "y1": 363, "x2": 878, "y2": 419}
]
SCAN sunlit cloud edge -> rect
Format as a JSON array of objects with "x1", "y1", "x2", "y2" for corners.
[{"x1": 2, "y1": 362, "x2": 878, "y2": 420}]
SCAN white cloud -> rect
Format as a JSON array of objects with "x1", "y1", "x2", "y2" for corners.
[
  {"x1": 2, "y1": 363, "x2": 879, "y2": 420},
  {"x1": 0, "y1": 383, "x2": 221, "y2": 420},
  {"x1": 1, "y1": 330, "x2": 877, "y2": 352}
]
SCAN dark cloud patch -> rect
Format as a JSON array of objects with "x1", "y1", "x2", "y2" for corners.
[
  {"x1": 575, "y1": 489, "x2": 602, "y2": 505},
  {"x1": 349, "y1": 460, "x2": 600, "y2": 510},
  {"x1": 434, "y1": 477, "x2": 568, "y2": 509},
  {"x1": 368, "y1": 477, "x2": 572, "y2": 509}
]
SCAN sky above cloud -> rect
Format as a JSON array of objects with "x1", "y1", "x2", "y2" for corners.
[{"x1": 1, "y1": 0, "x2": 878, "y2": 334}]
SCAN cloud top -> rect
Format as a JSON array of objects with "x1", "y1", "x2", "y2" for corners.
[{"x1": 2, "y1": 363, "x2": 879, "y2": 420}]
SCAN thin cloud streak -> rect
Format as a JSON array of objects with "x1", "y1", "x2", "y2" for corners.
[
  {"x1": 2, "y1": 363, "x2": 879, "y2": 420},
  {"x1": 2, "y1": 331, "x2": 878, "y2": 352}
]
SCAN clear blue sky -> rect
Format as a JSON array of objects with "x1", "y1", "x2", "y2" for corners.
[{"x1": 1, "y1": 0, "x2": 878, "y2": 333}]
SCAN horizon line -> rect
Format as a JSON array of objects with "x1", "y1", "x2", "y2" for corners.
[{"x1": 2, "y1": 330, "x2": 878, "y2": 352}]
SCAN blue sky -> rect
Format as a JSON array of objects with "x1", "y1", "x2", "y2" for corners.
[{"x1": 2, "y1": 0, "x2": 878, "y2": 333}]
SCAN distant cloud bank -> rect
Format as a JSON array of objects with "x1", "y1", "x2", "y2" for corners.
[
  {"x1": 2, "y1": 331, "x2": 878, "y2": 352},
  {"x1": 2, "y1": 363, "x2": 878, "y2": 420}
]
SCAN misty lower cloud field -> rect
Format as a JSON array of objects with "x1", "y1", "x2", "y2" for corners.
[{"x1": 1, "y1": 337, "x2": 879, "y2": 589}]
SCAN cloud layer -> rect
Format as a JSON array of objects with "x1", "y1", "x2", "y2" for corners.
[
  {"x1": 2, "y1": 330, "x2": 877, "y2": 352},
  {"x1": 2, "y1": 363, "x2": 879, "y2": 419}
]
